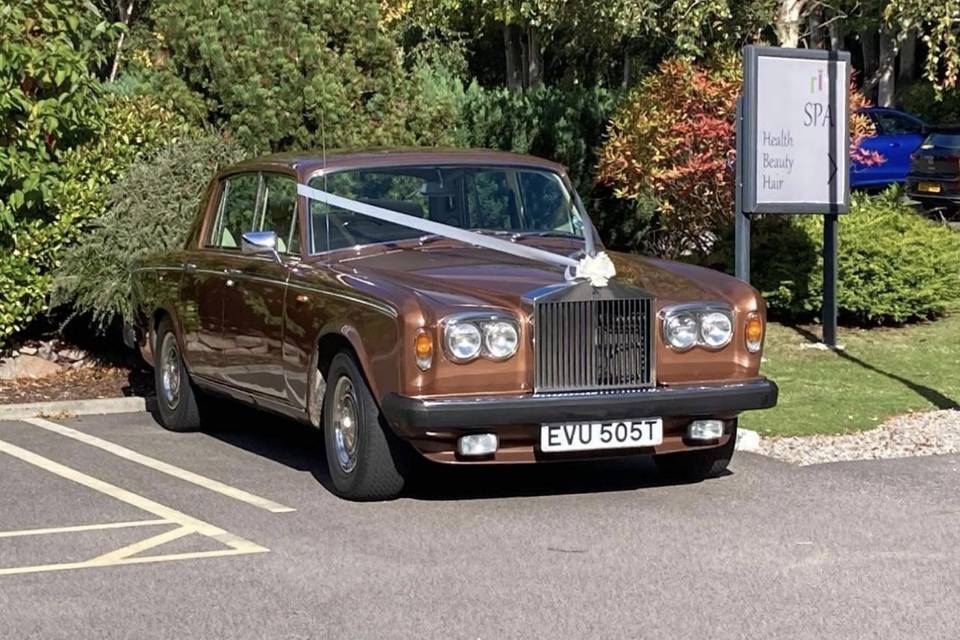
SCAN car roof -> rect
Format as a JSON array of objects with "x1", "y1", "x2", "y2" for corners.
[{"x1": 223, "y1": 148, "x2": 567, "y2": 178}]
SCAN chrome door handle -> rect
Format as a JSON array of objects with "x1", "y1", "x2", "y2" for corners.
[
  {"x1": 183, "y1": 262, "x2": 197, "y2": 272},
  {"x1": 226, "y1": 279, "x2": 236, "y2": 288}
]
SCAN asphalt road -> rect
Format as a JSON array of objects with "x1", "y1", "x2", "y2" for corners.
[{"x1": 0, "y1": 409, "x2": 957, "y2": 639}]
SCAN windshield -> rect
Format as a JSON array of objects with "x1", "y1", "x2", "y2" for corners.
[{"x1": 308, "y1": 165, "x2": 585, "y2": 254}]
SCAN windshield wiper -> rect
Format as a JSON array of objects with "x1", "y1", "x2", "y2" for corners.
[{"x1": 510, "y1": 230, "x2": 581, "y2": 241}]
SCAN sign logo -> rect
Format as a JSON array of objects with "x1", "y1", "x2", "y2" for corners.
[{"x1": 809, "y1": 68, "x2": 824, "y2": 94}]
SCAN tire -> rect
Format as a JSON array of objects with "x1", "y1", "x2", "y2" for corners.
[
  {"x1": 153, "y1": 317, "x2": 203, "y2": 432},
  {"x1": 322, "y1": 351, "x2": 409, "y2": 501},
  {"x1": 653, "y1": 423, "x2": 737, "y2": 481}
]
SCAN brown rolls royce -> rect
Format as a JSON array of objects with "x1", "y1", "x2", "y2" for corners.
[{"x1": 129, "y1": 149, "x2": 778, "y2": 500}]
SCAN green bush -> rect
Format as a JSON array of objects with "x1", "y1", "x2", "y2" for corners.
[
  {"x1": 707, "y1": 189, "x2": 960, "y2": 324},
  {"x1": 454, "y1": 84, "x2": 619, "y2": 195},
  {"x1": 0, "y1": 95, "x2": 195, "y2": 344},
  {"x1": 0, "y1": 0, "x2": 118, "y2": 228},
  {"x1": 52, "y1": 135, "x2": 246, "y2": 329},
  {"x1": 142, "y1": 0, "x2": 464, "y2": 151},
  {"x1": 899, "y1": 82, "x2": 960, "y2": 125}
]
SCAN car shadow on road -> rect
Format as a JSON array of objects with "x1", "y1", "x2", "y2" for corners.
[
  {"x1": 176, "y1": 401, "x2": 724, "y2": 501},
  {"x1": 404, "y1": 457, "x2": 725, "y2": 501},
  {"x1": 787, "y1": 324, "x2": 959, "y2": 411}
]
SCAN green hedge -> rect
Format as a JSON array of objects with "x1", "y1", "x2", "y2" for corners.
[
  {"x1": 0, "y1": 95, "x2": 195, "y2": 343},
  {"x1": 454, "y1": 84, "x2": 619, "y2": 195},
  {"x1": 53, "y1": 135, "x2": 246, "y2": 329},
  {"x1": 707, "y1": 189, "x2": 960, "y2": 324},
  {"x1": 899, "y1": 82, "x2": 960, "y2": 125}
]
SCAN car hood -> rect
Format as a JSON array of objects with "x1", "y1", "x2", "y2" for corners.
[{"x1": 331, "y1": 242, "x2": 741, "y2": 312}]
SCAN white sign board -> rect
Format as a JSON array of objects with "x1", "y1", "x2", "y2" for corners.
[{"x1": 742, "y1": 47, "x2": 850, "y2": 214}]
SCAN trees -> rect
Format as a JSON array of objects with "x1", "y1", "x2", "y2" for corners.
[
  {"x1": 0, "y1": 1, "x2": 118, "y2": 229},
  {"x1": 144, "y1": 0, "x2": 464, "y2": 151},
  {"x1": 886, "y1": 0, "x2": 960, "y2": 97}
]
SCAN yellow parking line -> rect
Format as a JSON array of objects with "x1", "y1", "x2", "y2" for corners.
[
  {"x1": 0, "y1": 437, "x2": 268, "y2": 555},
  {"x1": 0, "y1": 519, "x2": 169, "y2": 539},
  {"x1": 90, "y1": 526, "x2": 194, "y2": 564},
  {"x1": 22, "y1": 417, "x2": 295, "y2": 513}
]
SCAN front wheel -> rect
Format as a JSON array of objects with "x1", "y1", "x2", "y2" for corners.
[
  {"x1": 653, "y1": 423, "x2": 737, "y2": 481},
  {"x1": 154, "y1": 317, "x2": 203, "y2": 432},
  {"x1": 322, "y1": 351, "x2": 409, "y2": 501}
]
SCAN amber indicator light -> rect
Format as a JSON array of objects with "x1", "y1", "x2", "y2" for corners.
[
  {"x1": 745, "y1": 314, "x2": 763, "y2": 351},
  {"x1": 415, "y1": 329, "x2": 434, "y2": 370}
]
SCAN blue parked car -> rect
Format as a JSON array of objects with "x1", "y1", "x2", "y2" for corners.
[{"x1": 851, "y1": 108, "x2": 928, "y2": 189}]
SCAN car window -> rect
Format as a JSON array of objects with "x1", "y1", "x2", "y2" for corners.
[
  {"x1": 209, "y1": 173, "x2": 261, "y2": 249},
  {"x1": 923, "y1": 133, "x2": 960, "y2": 150},
  {"x1": 872, "y1": 112, "x2": 922, "y2": 135},
  {"x1": 258, "y1": 174, "x2": 300, "y2": 255},
  {"x1": 309, "y1": 171, "x2": 427, "y2": 253},
  {"x1": 518, "y1": 171, "x2": 578, "y2": 233},
  {"x1": 308, "y1": 166, "x2": 584, "y2": 254},
  {"x1": 466, "y1": 171, "x2": 520, "y2": 230}
]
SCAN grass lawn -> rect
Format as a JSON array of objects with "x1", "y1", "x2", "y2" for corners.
[{"x1": 740, "y1": 315, "x2": 960, "y2": 437}]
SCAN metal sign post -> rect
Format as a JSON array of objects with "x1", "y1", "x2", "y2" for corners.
[
  {"x1": 735, "y1": 46, "x2": 851, "y2": 347},
  {"x1": 735, "y1": 97, "x2": 750, "y2": 283}
]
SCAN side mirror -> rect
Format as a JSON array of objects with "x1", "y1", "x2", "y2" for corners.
[{"x1": 241, "y1": 231, "x2": 281, "y2": 263}]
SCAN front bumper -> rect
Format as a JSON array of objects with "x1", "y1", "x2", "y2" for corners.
[{"x1": 383, "y1": 378, "x2": 778, "y2": 432}]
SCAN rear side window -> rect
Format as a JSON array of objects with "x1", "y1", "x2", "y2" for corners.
[
  {"x1": 259, "y1": 174, "x2": 300, "y2": 254},
  {"x1": 924, "y1": 133, "x2": 960, "y2": 150},
  {"x1": 872, "y1": 112, "x2": 923, "y2": 136},
  {"x1": 209, "y1": 174, "x2": 260, "y2": 249}
]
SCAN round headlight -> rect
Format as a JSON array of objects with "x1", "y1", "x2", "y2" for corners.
[
  {"x1": 483, "y1": 321, "x2": 519, "y2": 360},
  {"x1": 700, "y1": 311, "x2": 733, "y2": 348},
  {"x1": 664, "y1": 312, "x2": 698, "y2": 351},
  {"x1": 444, "y1": 322, "x2": 482, "y2": 361}
]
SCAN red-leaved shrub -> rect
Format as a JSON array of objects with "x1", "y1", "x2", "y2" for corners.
[{"x1": 597, "y1": 57, "x2": 880, "y2": 258}]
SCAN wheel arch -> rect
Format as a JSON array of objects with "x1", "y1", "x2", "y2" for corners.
[
  {"x1": 308, "y1": 326, "x2": 385, "y2": 428},
  {"x1": 143, "y1": 305, "x2": 184, "y2": 368}
]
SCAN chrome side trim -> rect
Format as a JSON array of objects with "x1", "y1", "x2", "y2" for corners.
[
  {"x1": 132, "y1": 265, "x2": 397, "y2": 318},
  {"x1": 285, "y1": 282, "x2": 398, "y2": 318}
]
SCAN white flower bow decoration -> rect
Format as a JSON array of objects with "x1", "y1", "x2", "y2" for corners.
[{"x1": 570, "y1": 251, "x2": 617, "y2": 287}]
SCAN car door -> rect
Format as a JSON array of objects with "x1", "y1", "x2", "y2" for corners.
[
  {"x1": 868, "y1": 111, "x2": 926, "y2": 183},
  {"x1": 220, "y1": 172, "x2": 301, "y2": 400},
  {"x1": 180, "y1": 172, "x2": 260, "y2": 380}
]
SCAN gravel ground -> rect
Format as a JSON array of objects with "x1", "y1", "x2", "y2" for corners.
[
  {"x1": 0, "y1": 366, "x2": 153, "y2": 404},
  {"x1": 758, "y1": 409, "x2": 960, "y2": 465}
]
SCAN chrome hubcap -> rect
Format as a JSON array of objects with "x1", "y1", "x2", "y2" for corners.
[
  {"x1": 332, "y1": 377, "x2": 359, "y2": 473},
  {"x1": 160, "y1": 334, "x2": 182, "y2": 410}
]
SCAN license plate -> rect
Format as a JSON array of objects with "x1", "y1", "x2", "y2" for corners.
[
  {"x1": 540, "y1": 419, "x2": 663, "y2": 453},
  {"x1": 919, "y1": 182, "x2": 942, "y2": 193}
]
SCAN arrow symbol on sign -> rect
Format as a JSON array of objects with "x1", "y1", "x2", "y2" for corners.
[{"x1": 828, "y1": 153, "x2": 837, "y2": 184}]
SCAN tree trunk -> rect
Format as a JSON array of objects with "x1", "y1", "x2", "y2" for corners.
[
  {"x1": 108, "y1": 0, "x2": 135, "y2": 82},
  {"x1": 861, "y1": 28, "x2": 878, "y2": 100},
  {"x1": 808, "y1": 9, "x2": 824, "y2": 49},
  {"x1": 622, "y1": 48, "x2": 631, "y2": 89},
  {"x1": 878, "y1": 28, "x2": 897, "y2": 107},
  {"x1": 899, "y1": 29, "x2": 917, "y2": 83},
  {"x1": 526, "y1": 27, "x2": 543, "y2": 90},
  {"x1": 775, "y1": 0, "x2": 806, "y2": 47},
  {"x1": 503, "y1": 24, "x2": 522, "y2": 93},
  {"x1": 828, "y1": 21, "x2": 843, "y2": 51}
]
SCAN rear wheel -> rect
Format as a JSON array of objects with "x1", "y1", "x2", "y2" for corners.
[
  {"x1": 654, "y1": 423, "x2": 737, "y2": 481},
  {"x1": 322, "y1": 351, "x2": 409, "y2": 501},
  {"x1": 154, "y1": 317, "x2": 203, "y2": 432}
]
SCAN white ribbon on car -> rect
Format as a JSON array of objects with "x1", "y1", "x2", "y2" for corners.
[{"x1": 297, "y1": 183, "x2": 618, "y2": 287}]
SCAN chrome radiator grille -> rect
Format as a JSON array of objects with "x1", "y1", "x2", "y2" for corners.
[{"x1": 534, "y1": 296, "x2": 654, "y2": 394}]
